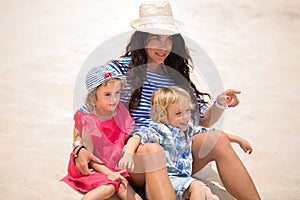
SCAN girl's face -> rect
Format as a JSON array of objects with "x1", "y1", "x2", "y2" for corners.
[
  {"x1": 146, "y1": 34, "x2": 173, "y2": 64},
  {"x1": 95, "y1": 79, "x2": 122, "y2": 116},
  {"x1": 166, "y1": 100, "x2": 191, "y2": 131}
]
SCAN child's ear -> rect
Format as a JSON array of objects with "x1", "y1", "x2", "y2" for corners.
[{"x1": 94, "y1": 88, "x2": 98, "y2": 100}]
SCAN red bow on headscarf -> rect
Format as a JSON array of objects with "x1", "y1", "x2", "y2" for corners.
[{"x1": 104, "y1": 72, "x2": 112, "y2": 79}]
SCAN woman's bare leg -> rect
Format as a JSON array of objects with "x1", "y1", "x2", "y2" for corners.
[
  {"x1": 192, "y1": 130, "x2": 261, "y2": 200},
  {"x1": 130, "y1": 143, "x2": 176, "y2": 200},
  {"x1": 81, "y1": 184, "x2": 115, "y2": 200}
]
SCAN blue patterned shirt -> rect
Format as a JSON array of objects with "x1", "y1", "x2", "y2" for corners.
[{"x1": 134, "y1": 123, "x2": 207, "y2": 177}]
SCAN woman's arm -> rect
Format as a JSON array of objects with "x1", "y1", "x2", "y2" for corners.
[
  {"x1": 199, "y1": 103, "x2": 225, "y2": 127},
  {"x1": 73, "y1": 127, "x2": 102, "y2": 175},
  {"x1": 199, "y1": 89, "x2": 241, "y2": 127},
  {"x1": 73, "y1": 128, "x2": 83, "y2": 152}
]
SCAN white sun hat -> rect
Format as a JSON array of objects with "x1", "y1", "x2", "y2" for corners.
[{"x1": 130, "y1": 1, "x2": 184, "y2": 35}]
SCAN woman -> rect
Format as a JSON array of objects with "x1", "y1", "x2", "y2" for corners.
[{"x1": 74, "y1": 1, "x2": 261, "y2": 199}]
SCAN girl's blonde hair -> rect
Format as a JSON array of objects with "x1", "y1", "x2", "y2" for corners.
[
  {"x1": 85, "y1": 79, "x2": 122, "y2": 113},
  {"x1": 150, "y1": 86, "x2": 194, "y2": 124}
]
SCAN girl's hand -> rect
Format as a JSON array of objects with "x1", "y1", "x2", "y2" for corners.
[
  {"x1": 239, "y1": 139, "x2": 253, "y2": 154},
  {"x1": 107, "y1": 171, "x2": 127, "y2": 182},
  {"x1": 217, "y1": 89, "x2": 241, "y2": 108}
]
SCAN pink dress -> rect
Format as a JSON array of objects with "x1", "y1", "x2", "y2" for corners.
[{"x1": 61, "y1": 102, "x2": 134, "y2": 193}]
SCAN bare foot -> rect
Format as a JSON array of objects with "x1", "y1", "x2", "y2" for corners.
[{"x1": 117, "y1": 181, "x2": 143, "y2": 200}]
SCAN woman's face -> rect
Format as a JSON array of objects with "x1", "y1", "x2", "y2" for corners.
[{"x1": 146, "y1": 34, "x2": 173, "y2": 64}]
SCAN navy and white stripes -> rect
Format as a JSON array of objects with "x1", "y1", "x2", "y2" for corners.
[{"x1": 80, "y1": 56, "x2": 208, "y2": 127}]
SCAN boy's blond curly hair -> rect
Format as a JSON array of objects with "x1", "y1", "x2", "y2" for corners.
[{"x1": 150, "y1": 86, "x2": 195, "y2": 124}]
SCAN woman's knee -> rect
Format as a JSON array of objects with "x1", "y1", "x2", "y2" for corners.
[
  {"x1": 208, "y1": 130, "x2": 233, "y2": 157},
  {"x1": 141, "y1": 143, "x2": 164, "y2": 152},
  {"x1": 133, "y1": 143, "x2": 166, "y2": 174},
  {"x1": 136, "y1": 143, "x2": 163, "y2": 153},
  {"x1": 214, "y1": 130, "x2": 231, "y2": 147},
  {"x1": 194, "y1": 130, "x2": 231, "y2": 159}
]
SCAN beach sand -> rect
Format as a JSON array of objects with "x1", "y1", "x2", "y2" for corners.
[{"x1": 0, "y1": 0, "x2": 299, "y2": 199}]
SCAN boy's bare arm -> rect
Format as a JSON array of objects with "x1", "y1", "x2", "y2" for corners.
[{"x1": 227, "y1": 133, "x2": 253, "y2": 154}]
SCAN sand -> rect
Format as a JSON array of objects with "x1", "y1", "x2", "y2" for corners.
[{"x1": 0, "y1": 0, "x2": 299, "y2": 199}]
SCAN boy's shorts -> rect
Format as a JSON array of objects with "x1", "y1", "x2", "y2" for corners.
[{"x1": 169, "y1": 176, "x2": 196, "y2": 200}]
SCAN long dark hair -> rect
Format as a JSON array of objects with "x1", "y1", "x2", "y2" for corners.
[{"x1": 122, "y1": 31, "x2": 211, "y2": 112}]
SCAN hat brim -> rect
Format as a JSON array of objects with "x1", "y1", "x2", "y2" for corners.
[
  {"x1": 86, "y1": 72, "x2": 123, "y2": 94},
  {"x1": 130, "y1": 19, "x2": 184, "y2": 35}
]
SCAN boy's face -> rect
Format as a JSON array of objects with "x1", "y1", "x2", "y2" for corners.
[
  {"x1": 95, "y1": 79, "x2": 122, "y2": 116},
  {"x1": 166, "y1": 100, "x2": 191, "y2": 131}
]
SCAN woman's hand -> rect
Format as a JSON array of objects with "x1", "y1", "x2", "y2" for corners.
[
  {"x1": 217, "y1": 89, "x2": 241, "y2": 108},
  {"x1": 75, "y1": 147, "x2": 102, "y2": 175}
]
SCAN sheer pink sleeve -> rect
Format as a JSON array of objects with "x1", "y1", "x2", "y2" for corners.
[
  {"x1": 114, "y1": 102, "x2": 135, "y2": 139},
  {"x1": 73, "y1": 110, "x2": 85, "y2": 134}
]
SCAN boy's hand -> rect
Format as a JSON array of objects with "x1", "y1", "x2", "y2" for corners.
[
  {"x1": 239, "y1": 139, "x2": 253, "y2": 154},
  {"x1": 118, "y1": 151, "x2": 135, "y2": 172}
]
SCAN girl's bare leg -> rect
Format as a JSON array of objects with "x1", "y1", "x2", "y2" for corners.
[
  {"x1": 81, "y1": 184, "x2": 115, "y2": 200},
  {"x1": 192, "y1": 130, "x2": 261, "y2": 200},
  {"x1": 117, "y1": 181, "x2": 142, "y2": 200},
  {"x1": 130, "y1": 143, "x2": 176, "y2": 200}
]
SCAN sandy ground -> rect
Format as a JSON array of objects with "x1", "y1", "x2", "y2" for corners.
[{"x1": 0, "y1": 0, "x2": 299, "y2": 199}]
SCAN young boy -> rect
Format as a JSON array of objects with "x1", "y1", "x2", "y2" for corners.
[{"x1": 132, "y1": 86, "x2": 252, "y2": 200}]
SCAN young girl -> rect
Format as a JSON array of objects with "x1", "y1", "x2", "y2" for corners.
[
  {"x1": 61, "y1": 65, "x2": 142, "y2": 200},
  {"x1": 134, "y1": 86, "x2": 253, "y2": 200}
]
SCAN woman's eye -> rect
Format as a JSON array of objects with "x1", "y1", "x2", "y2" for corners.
[
  {"x1": 151, "y1": 36, "x2": 160, "y2": 41},
  {"x1": 166, "y1": 37, "x2": 173, "y2": 42}
]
